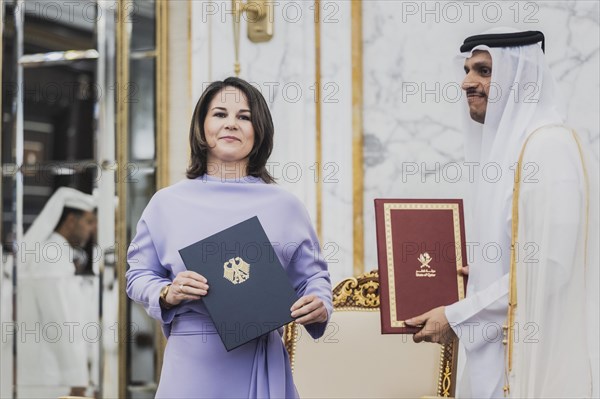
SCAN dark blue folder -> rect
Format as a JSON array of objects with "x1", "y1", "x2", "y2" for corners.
[{"x1": 178, "y1": 216, "x2": 298, "y2": 351}]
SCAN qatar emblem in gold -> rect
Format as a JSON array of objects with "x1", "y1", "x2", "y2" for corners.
[
  {"x1": 416, "y1": 252, "x2": 436, "y2": 278},
  {"x1": 223, "y1": 257, "x2": 250, "y2": 284}
]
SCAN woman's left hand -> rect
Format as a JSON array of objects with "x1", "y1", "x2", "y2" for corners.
[{"x1": 291, "y1": 295, "x2": 328, "y2": 325}]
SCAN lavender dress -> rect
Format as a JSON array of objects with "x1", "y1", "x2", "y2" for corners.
[{"x1": 126, "y1": 175, "x2": 332, "y2": 398}]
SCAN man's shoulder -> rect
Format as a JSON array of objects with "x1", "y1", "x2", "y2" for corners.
[
  {"x1": 527, "y1": 125, "x2": 577, "y2": 149},
  {"x1": 32, "y1": 232, "x2": 76, "y2": 273},
  {"x1": 524, "y1": 125, "x2": 580, "y2": 160},
  {"x1": 522, "y1": 125, "x2": 584, "y2": 181}
]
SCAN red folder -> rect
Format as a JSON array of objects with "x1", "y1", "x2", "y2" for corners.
[{"x1": 374, "y1": 199, "x2": 468, "y2": 334}]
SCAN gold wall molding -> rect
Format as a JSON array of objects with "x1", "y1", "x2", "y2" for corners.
[
  {"x1": 351, "y1": 0, "x2": 364, "y2": 276},
  {"x1": 156, "y1": 0, "x2": 170, "y2": 190},
  {"x1": 315, "y1": 0, "x2": 322, "y2": 239},
  {"x1": 115, "y1": 1, "x2": 130, "y2": 397}
]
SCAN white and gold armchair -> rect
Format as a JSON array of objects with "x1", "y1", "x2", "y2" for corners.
[{"x1": 284, "y1": 270, "x2": 458, "y2": 398}]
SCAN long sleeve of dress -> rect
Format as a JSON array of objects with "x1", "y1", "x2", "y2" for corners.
[
  {"x1": 285, "y1": 204, "x2": 333, "y2": 339},
  {"x1": 126, "y1": 217, "x2": 177, "y2": 324},
  {"x1": 289, "y1": 239, "x2": 333, "y2": 339}
]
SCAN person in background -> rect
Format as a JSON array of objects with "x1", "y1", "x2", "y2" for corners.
[{"x1": 18, "y1": 186, "x2": 96, "y2": 398}]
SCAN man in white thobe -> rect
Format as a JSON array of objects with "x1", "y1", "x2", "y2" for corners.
[
  {"x1": 17, "y1": 187, "x2": 96, "y2": 398},
  {"x1": 406, "y1": 28, "x2": 599, "y2": 398}
]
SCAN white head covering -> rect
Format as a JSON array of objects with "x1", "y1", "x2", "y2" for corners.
[
  {"x1": 21, "y1": 187, "x2": 96, "y2": 256},
  {"x1": 458, "y1": 27, "x2": 565, "y2": 289},
  {"x1": 460, "y1": 27, "x2": 565, "y2": 163}
]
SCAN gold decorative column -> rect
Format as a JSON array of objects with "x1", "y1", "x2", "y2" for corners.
[
  {"x1": 156, "y1": 0, "x2": 170, "y2": 190},
  {"x1": 155, "y1": 0, "x2": 170, "y2": 382},
  {"x1": 351, "y1": 0, "x2": 364, "y2": 276},
  {"x1": 115, "y1": 1, "x2": 131, "y2": 398}
]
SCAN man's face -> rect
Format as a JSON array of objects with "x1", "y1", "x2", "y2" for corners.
[
  {"x1": 69, "y1": 211, "x2": 96, "y2": 247},
  {"x1": 462, "y1": 50, "x2": 492, "y2": 124}
]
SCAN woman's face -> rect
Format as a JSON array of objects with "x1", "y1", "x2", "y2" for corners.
[{"x1": 204, "y1": 86, "x2": 255, "y2": 171}]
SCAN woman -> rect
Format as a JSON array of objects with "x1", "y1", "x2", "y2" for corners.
[{"x1": 126, "y1": 77, "x2": 332, "y2": 398}]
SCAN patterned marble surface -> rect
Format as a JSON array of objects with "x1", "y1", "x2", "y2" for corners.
[{"x1": 320, "y1": 2, "x2": 354, "y2": 284}]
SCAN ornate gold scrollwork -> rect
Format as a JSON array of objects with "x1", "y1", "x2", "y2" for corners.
[
  {"x1": 441, "y1": 359, "x2": 452, "y2": 397},
  {"x1": 333, "y1": 270, "x2": 380, "y2": 310},
  {"x1": 283, "y1": 320, "x2": 299, "y2": 371},
  {"x1": 438, "y1": 339, "x2": 458, "y2": 397}
]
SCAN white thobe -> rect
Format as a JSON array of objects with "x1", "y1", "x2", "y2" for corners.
[
  {"x1": 17, "y1": 232, "x2": 90, "y2": 389},
  {"x1": 445, "y1": 126, "x2": 596, "y2": 398}
]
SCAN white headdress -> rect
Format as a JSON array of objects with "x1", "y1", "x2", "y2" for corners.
[
  {"x1": 21, "y1": 187, "x2": 96, "y2": 257},
  {"x1": 458, "y1": 27, "x2": 565, "y2": 289}
]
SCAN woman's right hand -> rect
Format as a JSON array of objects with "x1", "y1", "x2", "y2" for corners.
[{"x1": 165, "y1": 271, "x2": 209, "y2": 307}]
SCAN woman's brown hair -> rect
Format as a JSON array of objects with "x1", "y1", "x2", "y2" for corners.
[{"x1": 186, "y1": 77, "x2": 275, "y2": 183}]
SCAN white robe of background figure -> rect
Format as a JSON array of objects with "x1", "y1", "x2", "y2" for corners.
[{"x1": 17, "y1": 187, "x2": 96, "y2": 398}]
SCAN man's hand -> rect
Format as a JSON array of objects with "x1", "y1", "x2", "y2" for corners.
[{"x1": 405, "y1": 306, "x2": 456, "y2": 344}]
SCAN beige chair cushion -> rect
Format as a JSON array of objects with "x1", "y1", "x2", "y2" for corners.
[{"x1": 292, "y1": 310, "x2": 442, "y2": 398}]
